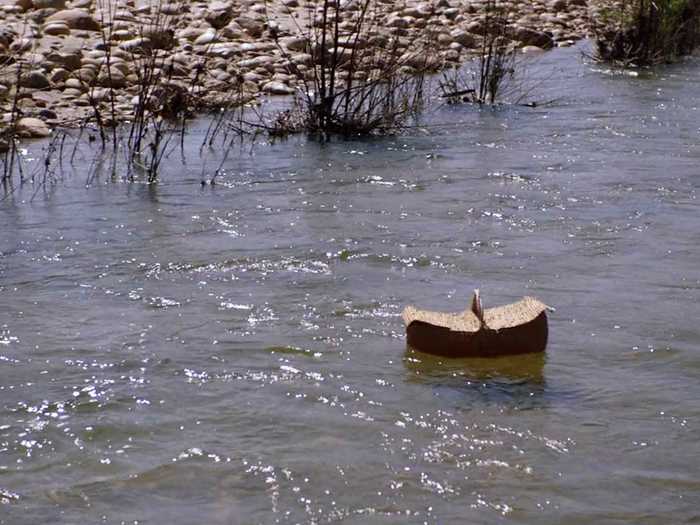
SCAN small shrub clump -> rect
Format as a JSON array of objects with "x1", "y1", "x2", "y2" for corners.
[
  {"x1": 271, "y1": 0, "x2": 432, "y2": 139},
  {"x1": 592, "y1": 0, "x2": 700, "y2": 66},
  {"x1": 438, "y1": 0, "x2": 518, "y2": 106}
]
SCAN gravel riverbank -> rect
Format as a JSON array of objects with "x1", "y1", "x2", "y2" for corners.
[{"x1": 0, "y1": 0, "x2": 592, "y2": 136}]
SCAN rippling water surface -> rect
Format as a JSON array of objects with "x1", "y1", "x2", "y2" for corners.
[{"x1": 2, "y1": 45, "x2": 700, "y2": 524}]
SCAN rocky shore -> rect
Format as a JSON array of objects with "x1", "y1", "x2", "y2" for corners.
[{"x1": 0, "y1": 0, "x2": 592, "y2": 137}]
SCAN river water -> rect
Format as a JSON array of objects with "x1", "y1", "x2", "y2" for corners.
[{"x1": 1, "y1": 45, "x2": 699, "y2": 524}]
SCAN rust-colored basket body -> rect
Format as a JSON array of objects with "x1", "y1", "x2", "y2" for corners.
[
  {"x1": 402, "y1": 293, "x2": 550, "y2": 358},
  {"x1": 406, "y1": 311, "x2": 548, "y2": 358}
]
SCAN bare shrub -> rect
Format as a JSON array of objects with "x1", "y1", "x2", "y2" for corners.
[
  {"x1": 438, "y1": 0, "x2": 519, "y2": 106},
  {"x1": 82, "y1": 0, "x2": 202, "y2": 183},
  {"x1": 1, "y1": 31, "x2": 28, "y2": 184},
  {"x1": 268, "y1": 0, "x2": 432, "y2": 138}
]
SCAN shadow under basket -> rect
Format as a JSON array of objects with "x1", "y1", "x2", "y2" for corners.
[{"x1": 402, "y1": 293, "x2": 550, "y2": 359}]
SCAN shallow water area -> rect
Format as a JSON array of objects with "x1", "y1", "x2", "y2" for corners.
[{"x1": 1, "y1": 44, "x2": 700, "y2": 524}]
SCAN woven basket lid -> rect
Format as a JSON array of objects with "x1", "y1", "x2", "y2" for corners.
[{"x1": 402, "y1": 292, "x2": 549, "y2": 333}]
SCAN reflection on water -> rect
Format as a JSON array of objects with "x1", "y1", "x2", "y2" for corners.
[
  {"x1": 1, "y1": 44, "x2": 700, "y2": 524},
  {"x1": 404, "y1": 345, "x2": 546, "y2": 383},
  {"x1": 405, "y1": 346, "x2": 548, "y2": 409}
]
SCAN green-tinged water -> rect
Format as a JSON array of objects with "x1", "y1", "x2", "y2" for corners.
[{"x1": 1, "y1": 45, "x2": 699, "y2": 524}]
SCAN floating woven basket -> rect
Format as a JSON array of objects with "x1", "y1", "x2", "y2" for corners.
[{"x1": 402, "y1": 290, "x2": 550, "y2": 358}]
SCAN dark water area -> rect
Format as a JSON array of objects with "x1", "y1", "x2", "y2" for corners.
[{"x1": 1, "y1": 44, "x2": 700, "y2": 523}]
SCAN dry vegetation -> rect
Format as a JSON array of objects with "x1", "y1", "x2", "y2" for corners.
[{"x1": 266, "y1": 0, "x2": 435, "y2": 138}]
